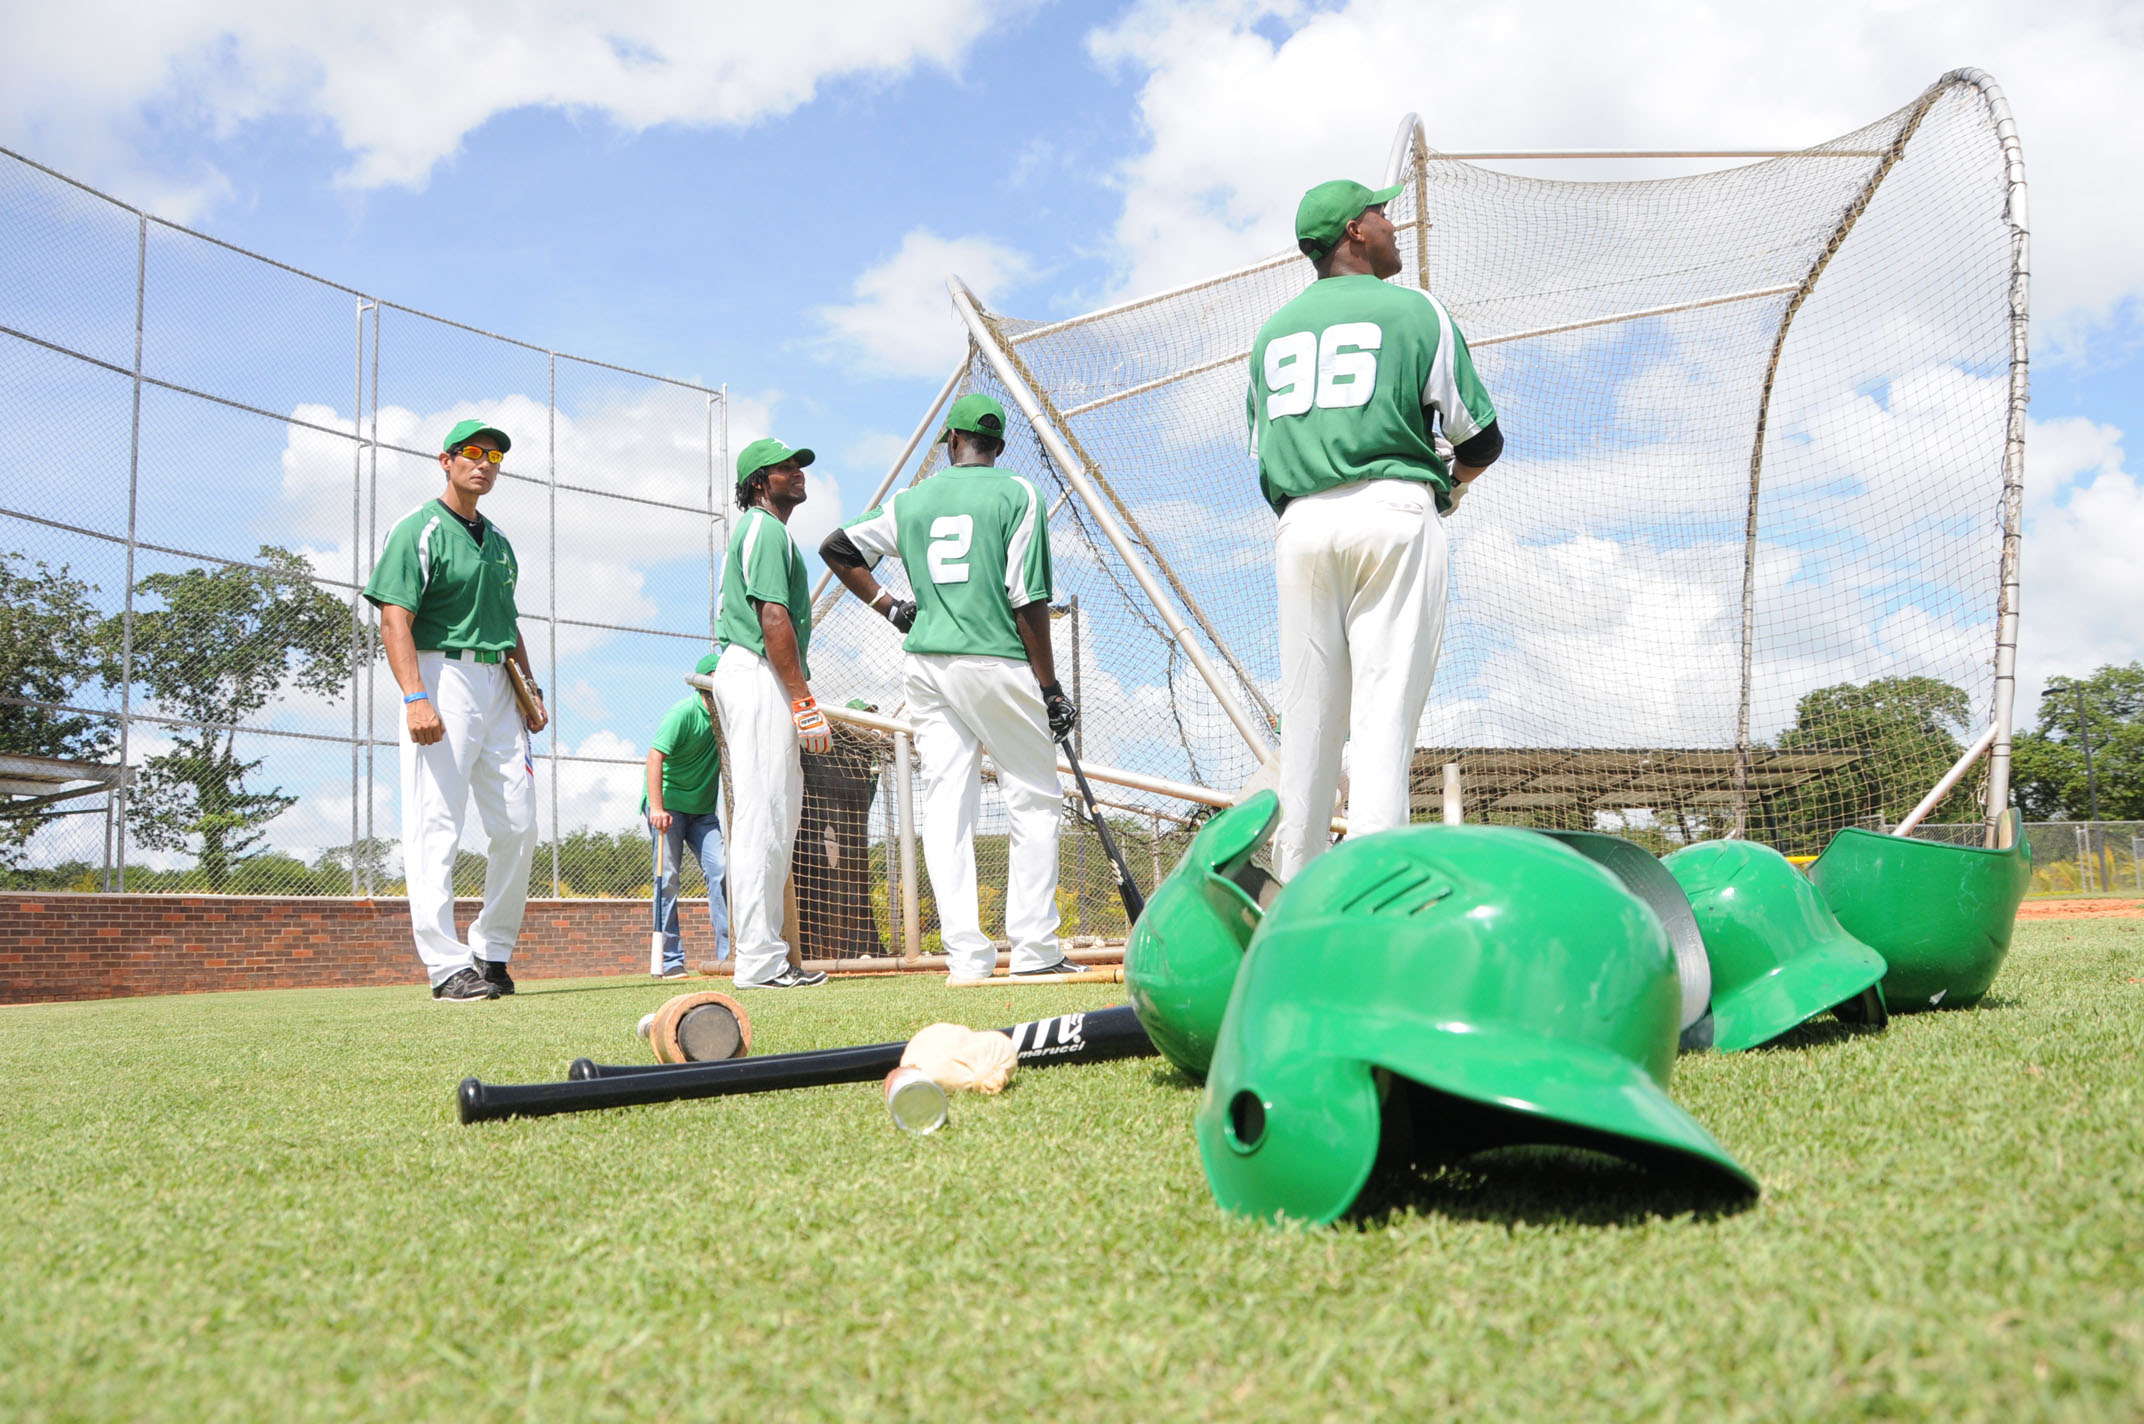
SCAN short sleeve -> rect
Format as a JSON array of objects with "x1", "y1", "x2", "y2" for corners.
[
  {"x1": 363, "y1": 512, "x2": 426, "y2": 612},
  {"x1": 844, "y1": 496, "x2": 901, "y2": 567},
  {"x1": 738, "y1": 511, "x2": 795, "y2": 604},
  {"x1": 1002, "y1": 478, "x2": 1052, "y2": 609},
  {"x1": 649, "y1": 699, "x2": 694, "y2": 757},
  {"x1": 1419, "y1": 293, "x2": 1496, "y2": 444}
]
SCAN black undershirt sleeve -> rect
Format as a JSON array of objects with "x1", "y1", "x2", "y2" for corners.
[
  {"x1": 819, "y1": 527, "x2": 868, "y2": 571},
  {"x1": 1452, "y1": 419, "x2": 1503, "y2": 471}
]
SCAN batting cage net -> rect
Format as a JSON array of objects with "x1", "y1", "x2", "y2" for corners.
[{"x1": 808, "y1": 67, "x2": 2029, "y2": 923}]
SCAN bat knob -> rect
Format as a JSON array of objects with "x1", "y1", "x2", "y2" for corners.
[
  {"x1": 457, "y1": 1077, "x2": 488, "y2": 1125},
  {"x1": 567, "y1": 1058, "x2": 601, "y2": 1081}
]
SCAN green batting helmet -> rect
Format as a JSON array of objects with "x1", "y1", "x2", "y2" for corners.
[
  {"x1": 1809, "y1": 809, "x2": 2032, "y2": 1011},
  {"x1": 1196, "y1": 826, "x2": 1758, "y2": 1224},
  {"x1": 1664, "y1": 840, "x2": 1888, "y2": 1052},
  {"x1": 1124, "y1": 791, "x2": 1281, "y2": 1080}
]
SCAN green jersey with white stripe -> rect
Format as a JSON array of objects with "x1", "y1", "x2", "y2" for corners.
[
  {"x1": 1246, "y1": 274, "x2": 1496, "y2": 514},
  {"x1": 716, "y1": 506, "x2": 813, "y2": 680},
  {"x1": 362, "y1": 499, "x2": 522, "y2": 651},
  {"x1": 842, "y1": 466, "x2": 1053, "y2": 661}
]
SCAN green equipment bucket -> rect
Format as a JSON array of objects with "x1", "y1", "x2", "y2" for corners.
[
  {"x1": 1663, "y1": 840, "x2": 1888, "y2": 1051},
  {"x1": 1123, "y1": 791, "x2": 1282, "y2": 1079},
  {"x1": 1809, "y1": 810, "x2": 2032, "y2": 1011}
]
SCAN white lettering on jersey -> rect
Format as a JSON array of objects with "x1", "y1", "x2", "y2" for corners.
[
  {"x1": 1264, "y1": 331, "x2": 1315, "y2": 419},
  {"x1": 1316, "y1": 322, "x2": 1382, "y2": 409},
  {"x1": 1264, "y1": 323, "x2": 1385, "y2": 419},
  {"x1": 926, "y1": 514, "x2": 974, "y2": 584}
]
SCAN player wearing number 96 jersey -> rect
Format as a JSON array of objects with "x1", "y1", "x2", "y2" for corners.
[
  {"x1": 1249, "y1": 178, "x2": 1504, "y2": 877},
  {"x1": 821, "y1": 393, "x2": 1081, "y2": 983}
]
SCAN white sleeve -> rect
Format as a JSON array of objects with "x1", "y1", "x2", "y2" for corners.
[{"x1": 843, "y1": 492, "x2": 903, "y2": 568}]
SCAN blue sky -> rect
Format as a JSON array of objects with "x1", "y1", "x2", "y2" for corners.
[{"x1": 4, "y1": 0, "x2": 2141, "y2": 862}]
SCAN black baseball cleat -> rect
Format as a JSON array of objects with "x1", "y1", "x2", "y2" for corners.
[
  {"x1": 1014, "y1": 958, "x2": 1083, "y2": 976},
  {"x1": 475, "y1": 958, "x2": 516, "y2": 995},
  {"x1": 432, "y1": 967, "x2": 500, "y2": 1003},
  {"x1": 741, "y1": 965, "x2": 828, "y2": 989}
]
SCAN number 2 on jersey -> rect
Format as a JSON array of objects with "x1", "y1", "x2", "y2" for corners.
[
  {"x1": 926, "y1": 515, "x2": 974, "y2": 584},
  {"x1": 1264, "y1": 321, "x2": 1383, "y2": 419}
]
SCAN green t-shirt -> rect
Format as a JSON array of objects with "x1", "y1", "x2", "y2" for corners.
[
  {"x1": 1245, "y1": 274, "x2": 1496, "y2": 514},
  {"x1": 716, "y1": 507, "x2": 812, "y2": 681},
  {"x1": 361, "y1": 499, "x2": 523, "y2": 651},
  {"x1": 639, "y1": 693, "x2": 721, "y2": 816},
  {"x1": 841, "y1": 466, "x2": 1053, "y2": 661}
]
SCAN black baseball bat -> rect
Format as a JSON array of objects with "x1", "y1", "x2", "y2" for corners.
[
  {"x1": 459, "y1": 1003, "x2": 1153, "y2": 1123},
  {"x1": 1059, "y1": 737, "x2": 1148, "y2": 924}
]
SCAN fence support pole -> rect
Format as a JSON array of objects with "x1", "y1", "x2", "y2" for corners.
[
  {"x1": 349, "y1": 298, "x2": 368, "y2": 895},
  {"x1": 895, "y1": 732, "x2": 922, "y2": 961},
  {"x1": 547, "y1": 354, "x2": 561, "y2": 898},
  {"x1": 114, "y1": 213, "x2": 147, "y2": 893},
  {"x1": 1442, "y1": 762, "x2": 1464, "y2": 824}
]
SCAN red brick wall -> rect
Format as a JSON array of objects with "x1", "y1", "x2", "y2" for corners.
[{"x1": 0, "y1": 893, "x2": 725, "y2": 1004}]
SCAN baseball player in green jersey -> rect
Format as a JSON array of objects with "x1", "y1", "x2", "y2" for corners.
[
  {"x1": 1248, "y1": 179, "x2": 1504, "y2": 877},
  {"x1": 363, "y1": 418, "x2": 548, "y2": 1003},
  {"x1": 820, "y1": 393, "x2": 1081, "y2": 981},
  {"x1": 712, "y1": 437, "x2": 830, "y2": 990},
  {"x1": 642, "y1": 652, "x2": 730, "y2": 977}
]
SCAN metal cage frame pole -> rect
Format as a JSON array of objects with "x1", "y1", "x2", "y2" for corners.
[
  {"x1": 947, "y1": 278, "x2": 1275, "y2": 761},
  {"x1": 706, "y1": 392, "x2": 719, "y2": 637},
  {"x1": 809, "y1": 359, "x2": 966, "y2": 615},
  {"x1": 894, "y1": 731, "x2": 921, "y2": 961},
  {"x1": 1970, "y1": 68, "x2": 2030, "y2": 842}
]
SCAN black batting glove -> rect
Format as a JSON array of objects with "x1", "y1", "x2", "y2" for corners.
[
  {"x1": 1041, "y1": 681, "x2": 1078, "y2": 741},
  {"x1": 887, "y1": 598, "x2": 917, "y2": 633}
]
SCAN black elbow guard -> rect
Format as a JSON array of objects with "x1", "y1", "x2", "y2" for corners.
[
  {"x1": 819, "y1": 528, "x2": 867, "y2": 570},
  {"x1": 1452, "y1": 420, "x2": 1503, "y2": 470}
]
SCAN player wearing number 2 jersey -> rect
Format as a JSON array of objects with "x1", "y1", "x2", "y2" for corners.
[
  {"x1": 1248, "y1": 178, "x2": 1504, "y2": 877},
  {"x1": 821, "y1": 393, "x2": 1080, "y2": 982}
]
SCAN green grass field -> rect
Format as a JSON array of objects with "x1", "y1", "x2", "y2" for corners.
[{"x1": 6, "y1": 922, "x2": 2142, "y2": 1422}]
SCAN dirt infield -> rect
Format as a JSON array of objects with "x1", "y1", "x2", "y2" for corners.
[{"x1": 2017, "y1": 898, "x2": 2144, "y2": 920}]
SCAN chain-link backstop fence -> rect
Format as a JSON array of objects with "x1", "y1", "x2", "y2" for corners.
[{"x1": 1, "y1": 147, "x2": 733, "y2": 899}]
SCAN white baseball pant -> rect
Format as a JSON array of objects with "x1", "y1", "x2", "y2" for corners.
[
  {"x1": 398, "y1": 652, "x2": 538, "y2": 986},
  {"x1": 904, "y1": 652, "x2": 1065, "y2": 980},
  {"x1": 712, "y1": 643, "x2": 803, "y2": 987},
  {"x1": 1274, "y1": 479, "x2": 1449, "y2": 878}
]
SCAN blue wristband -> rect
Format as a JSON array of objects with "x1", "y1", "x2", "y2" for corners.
[{"x1": 403, "y1": 691, "x2": 429, "y2": 704}]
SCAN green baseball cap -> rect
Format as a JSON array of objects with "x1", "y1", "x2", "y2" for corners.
[
  {"x1": 939, "y1": 393, "x2": 1009, "y2": 444},
  {"x1": 694, "y1": 652, "x2": 721, "y2": 677},
  {"x1": 1295, "y1": 179, "x2": 1403, "y2": 259},
  {"x1": 442, "y1": 417, "x2": 511, "y2": 454},
  {"x1": 737, "y1": 437, "x2": 814, "y2": 481}
]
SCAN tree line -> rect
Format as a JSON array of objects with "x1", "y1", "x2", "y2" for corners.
[{"x1": 5, "y1": 547, "x2": 2141, "y2": 885}]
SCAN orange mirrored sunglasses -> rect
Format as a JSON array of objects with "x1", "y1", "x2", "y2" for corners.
[{"x1": 452, "y1": 445, "x2": 506, "y2": 464}]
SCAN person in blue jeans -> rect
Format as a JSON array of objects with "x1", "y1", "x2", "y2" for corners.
[{"x1": 643, "y1": 653, "x2": 730, "y2": 976}]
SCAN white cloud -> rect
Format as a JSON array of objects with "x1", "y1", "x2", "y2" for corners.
[
  {"x1": 2016, "y1": 416, "x2": 2144, "y2": 712},
  {"x1": 0, "y1": 1, "x2": 1023, "y2": 215},
  {"x1": 1085, "y1": 0, "x2": 2144, "y2": 348},
  {"x1": 817, "y1": 228, "x2": 1034, "y2": 378}
]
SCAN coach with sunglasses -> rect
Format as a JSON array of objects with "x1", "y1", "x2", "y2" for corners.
[{"x1": 363, "y1": 418, "x2": 549, "y2": 1003}]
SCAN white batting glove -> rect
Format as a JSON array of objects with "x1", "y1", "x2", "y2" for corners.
[{"x1": 791, "y1": 696, "x2": 832, "y2": 754}]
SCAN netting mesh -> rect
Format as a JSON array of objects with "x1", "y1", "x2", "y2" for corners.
[{"x1": 808, "y1": 72, "x2": 2024, "y2": 873}]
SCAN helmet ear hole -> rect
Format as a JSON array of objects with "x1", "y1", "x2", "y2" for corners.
[{"x1": 1226, "y1": 1091, "x2": 1267, "y2": 1153}]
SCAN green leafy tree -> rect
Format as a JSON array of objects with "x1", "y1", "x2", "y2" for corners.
[
  {"x1": 1757, "y1": 675, "x2": 1970, "y2": 855},
  {"x1": 107, "y1": 546, "x2": 371, "y2": 890},
  {"x1": 2011, "y1": 664, "x2": 2144, "y2": 821},
  {"x1": 0, "y1": 552, "x2": 116, "y2": 864}
]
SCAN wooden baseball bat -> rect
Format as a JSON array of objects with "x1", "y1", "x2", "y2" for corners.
[
  {"x1": 458, "y1": 1004, "x2": 1154, "y2": 1122},
  {"x1": 946, "y1": 967, "x2": 1124, "y2": 987}
]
